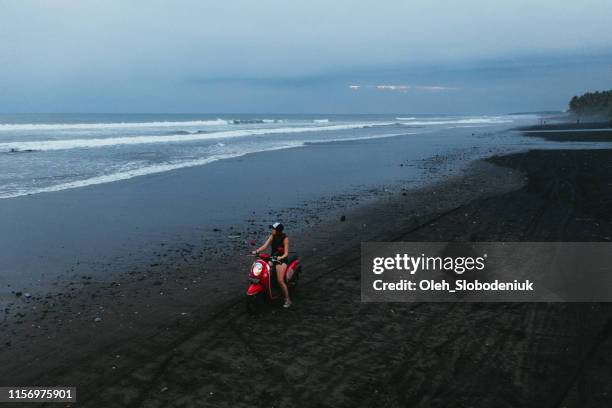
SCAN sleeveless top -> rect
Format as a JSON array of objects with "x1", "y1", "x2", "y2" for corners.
[{"x1": 270, "y1": 233, "x2": 287, "y2": 256}]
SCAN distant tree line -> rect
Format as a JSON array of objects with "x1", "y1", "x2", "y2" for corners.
[{"x1": 569, "y1": 90, "x2": 612, "y2": 117}]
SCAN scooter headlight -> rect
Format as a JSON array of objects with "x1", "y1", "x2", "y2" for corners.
[{"x1": 252, "y1": 262, "x2": 263, "y2": 276}]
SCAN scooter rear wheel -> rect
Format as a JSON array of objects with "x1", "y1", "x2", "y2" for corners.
[
  {"x1": 292, "y1": 265, "x2": 301, "y2": 285},
  {"x1": 289, "y1": 265, "x2": 300, "y2": 289}
]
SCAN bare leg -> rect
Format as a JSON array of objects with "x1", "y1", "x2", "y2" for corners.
[{"x1": 276, "y1": 263, "x2": 290, "y2": 300}]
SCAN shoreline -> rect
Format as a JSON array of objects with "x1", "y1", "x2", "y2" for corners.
[
  {"x1": 0, "y1": 123, "x2": 525, "y2": 302},
  {"x1": 1, "y1": 127, "x2": 611, "y2": 406}
]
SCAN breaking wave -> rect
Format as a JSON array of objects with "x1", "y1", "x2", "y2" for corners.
[
  {"x1": 0, "y1": 119, "x2": 230, "y2": 132},
  {"x1": 0, "y1": 122, "x2": 395, "y2": 152}
]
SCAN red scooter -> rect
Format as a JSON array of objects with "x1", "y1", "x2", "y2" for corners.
[{"x1": 246, "y1": 253, "x2": 301, "y2": 314}]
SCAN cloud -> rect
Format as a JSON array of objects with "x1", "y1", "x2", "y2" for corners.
[
  {"x1": 375, "y1": 85, "x2": 411, "y2": 92},
  {"x1": 414, "y1": 86, "x2": 458, "y2": 91},
  {"x1": 348, "y1": 84, "x2": 457, "y2": 93}
]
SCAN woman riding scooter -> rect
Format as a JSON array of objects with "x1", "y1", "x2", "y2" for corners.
[{"x1": 252, "y1": 222, "x2": 292, "y2": 308}]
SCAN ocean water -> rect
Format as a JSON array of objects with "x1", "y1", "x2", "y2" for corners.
[{"x1": 0, "y1": 113, "x2": 525, "y2": 199}]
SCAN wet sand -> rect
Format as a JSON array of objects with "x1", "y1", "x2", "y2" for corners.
[
  {"x1": 520, "y1": 122, "x2": 612, "y2": 142},
  {"x1": 1, "y1": 131, "x2": 611, "y2": 407}
]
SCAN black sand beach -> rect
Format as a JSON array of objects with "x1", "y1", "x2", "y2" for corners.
[{"x1": 1, "y1": 127, "x2": 611, "y2": 407}]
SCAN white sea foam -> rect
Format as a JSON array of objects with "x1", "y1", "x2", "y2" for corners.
[
  {"x1": 0, "y1": 122, "x2": 395, "y2": 152},
  {"x1": 396, "y1": 117, "x2": 417, "y2": 121},
  {"x1": 0, "y1": 130, "x2": 420, "y2": 199},
  {"x1": 0, "y1": 143, "x2": 303, "y2": 199},
  {"x1": 0, "y1": 119, "x2": 229, "y2": 131},
  {"x1": 305, "y1": 131, "x2": 420, "y2": 145},
  {"x1": 313, "y1": 119, "x2": 329, "y2": 123},
  {"x1": 400, "y1": 117, "x2": 512, "y2": 126}
]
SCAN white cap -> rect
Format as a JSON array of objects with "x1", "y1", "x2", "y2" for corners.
[{"x1": 269, "y1": 222, "x2": 284, "y2": 231}]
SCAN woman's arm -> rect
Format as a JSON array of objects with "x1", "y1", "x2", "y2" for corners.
[
  {"x1": 254, "y1": 235, "x2": 273, "y2": 254},
  {"x1": 278, "y1": 237, "x2": 289, "y2": 260}
]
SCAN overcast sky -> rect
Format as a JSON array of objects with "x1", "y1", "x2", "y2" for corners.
[{"x1": 1, "y1": 0, "x2": 611, "y2": 114}]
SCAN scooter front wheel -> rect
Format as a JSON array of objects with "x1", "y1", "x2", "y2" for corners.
[{"x1": 246, "y1": 292, "x2": 265, "y2": 316}]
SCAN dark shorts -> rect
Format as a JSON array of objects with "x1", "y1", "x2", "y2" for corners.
[{"x1": 275, "y1": 257, "x2": 288, "y2": 265}]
